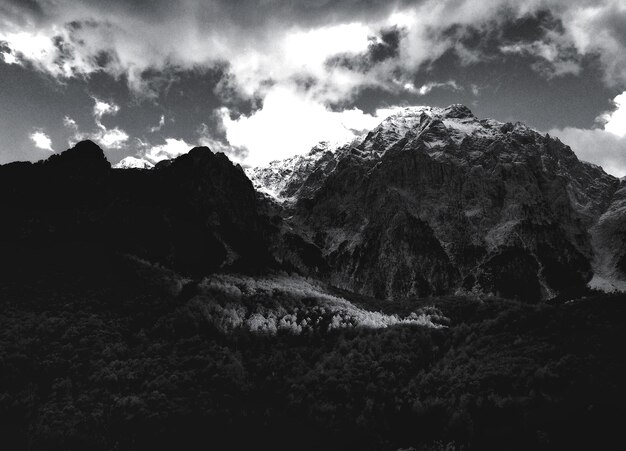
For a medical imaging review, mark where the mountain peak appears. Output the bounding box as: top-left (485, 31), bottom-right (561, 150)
top-left (114, 156), bottom-right (154, 169)
top-left (381, 104), bottom-right (474, 121)
top-left (187, 146), bottom-right (214, 158)
top-left (43, 140), bottom-right (111, 172)
top-left (442, 104), bottom-right (474, 119)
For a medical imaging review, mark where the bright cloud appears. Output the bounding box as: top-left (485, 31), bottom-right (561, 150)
top-left (404, 81), bottom-right (461, 96)
top-left (220, 85), bottom-right (402, 166)
top-left (4, 0), bottom-right (625, 97)
top-left (115, 121), bottom-right (247, 168)
top-left (29, 131), bottom-right (54, 152)
top-left (94, 99), bottom-right (120, 120)
top-left (3, 0), bottom-right (626, 168)
top-left (1, 49), bottom-right (18, 64)
top-left (63, 98), bottom-right (129, 149)
top-left (92, 98), bottom-right (128, 148)
top-left (98, 128), bottom-right (129, 149)
top-left (0, 27), bottom-right (103, 78)
top-left (599, 92), bottom-right (626, 138)
top-left (142, 138), bottom-right (192, 163)
top-left (550, 91), bottom-right (626, 177)
top-left (150, 115), bottom-right (165, 133)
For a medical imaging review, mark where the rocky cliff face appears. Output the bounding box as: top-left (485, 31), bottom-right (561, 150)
top-left (251, 105), bottom-right (623, 301)
top-left (0, 141), bottom-right (269, 276)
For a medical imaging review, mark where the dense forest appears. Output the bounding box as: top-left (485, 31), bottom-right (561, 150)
top-left (1, 243), bottom-right (624, 450)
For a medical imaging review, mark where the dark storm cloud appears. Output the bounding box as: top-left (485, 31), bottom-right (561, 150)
top-left (3, 0), bottom-right (626, 92)
top-left (437, 9), bottom-right (582, 78)
top-left (4, 0), bottom-right (414, 32)
top-left (369, 27), bottom-right (403, 62)
top-left (439, 9), bottom-right (561, 55)
top-left (126, 0), bottom-right (414, 29)
top-left (326, 26), bottom-right (404, 72)
top-left (0, 0), bottom-right (44, 22)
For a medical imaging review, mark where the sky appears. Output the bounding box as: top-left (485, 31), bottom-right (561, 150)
top-left (0, 0), bottom-right (625, 175)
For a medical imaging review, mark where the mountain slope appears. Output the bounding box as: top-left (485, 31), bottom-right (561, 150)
top-left (251, 105), bottom-right (623, 301)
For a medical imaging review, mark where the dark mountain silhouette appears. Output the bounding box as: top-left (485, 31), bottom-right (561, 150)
top-left (0, 140), bottom-right (270, 277)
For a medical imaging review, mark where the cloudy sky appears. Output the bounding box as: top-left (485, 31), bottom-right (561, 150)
top-left (0, 0), bottom-right (625, 174)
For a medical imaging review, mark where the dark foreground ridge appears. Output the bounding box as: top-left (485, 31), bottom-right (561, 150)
top-left (0, 140), bottom-right (270, 276)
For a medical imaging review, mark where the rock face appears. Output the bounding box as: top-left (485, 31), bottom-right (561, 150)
top-left (0, 141), bottom-right (269, 276)
top-left (251, 105), bottom-right (623, 301)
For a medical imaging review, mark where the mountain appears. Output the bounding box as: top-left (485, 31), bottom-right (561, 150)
top-left (0, 140), bottom-right (270, 276)
top-left (250, 105), bottom-right (624, 301)
top-left (3, 106), bottom-right (625, 303)
top-left (114, 156), bottom-right (154, 169)
top-left (246, 139), bottom-right (359, 202)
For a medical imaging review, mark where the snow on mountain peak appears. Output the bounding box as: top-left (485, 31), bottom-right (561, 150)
top-left (247, 104), bottom-right (545, 201)
top-left (114, 156), bottom-right (154, 169)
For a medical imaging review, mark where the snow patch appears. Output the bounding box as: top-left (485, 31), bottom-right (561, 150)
top-left (114, 156), bottom-right (154, 169)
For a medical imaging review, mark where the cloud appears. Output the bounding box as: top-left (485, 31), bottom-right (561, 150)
top-left (550, 91), bottom-right (626, 177)
top-left (2, 1), bottom-right (625, 107)
top-left (141, 138), bottom-right (191, 163)
top-left (149, 114), bottom-right (165, 133)
top-left (93, 98), bottom-right (119, 119)
top-left (598, 91), bottom-right (626, 138)
top-left (91, 98), bottom-right (128, 148)
top-left (97, 128), bottom-right (129, 149)
top-left (64, 97), bottom-right (129, 149)
top-left (0, 47), bottom-right (18, 64)
top-left (500, 39), bottom-right (581, 78)
top-left (3, 1), bottom-right (625, 97)
top-left (403, 80), bottom-right (461, 95)
top-left (563, 0), bottom-right (626, 87)
top-left (197, 122), bottom-right (248, 163)
top-left (219, 84), bottom-right (405, 166)
top-left (3, 1), bottom-right (626, 167)
top-left (111, 115), bottom-right (249, 167)
top-left (29, 130), bottom-right (53, 152)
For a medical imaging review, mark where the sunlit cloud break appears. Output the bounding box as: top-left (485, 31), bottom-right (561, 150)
top-left (30, 131), bottom-right (54, 152)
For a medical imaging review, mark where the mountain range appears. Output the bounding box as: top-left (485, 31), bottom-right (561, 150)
top-left (2, 104), bottom-right (625, 303)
